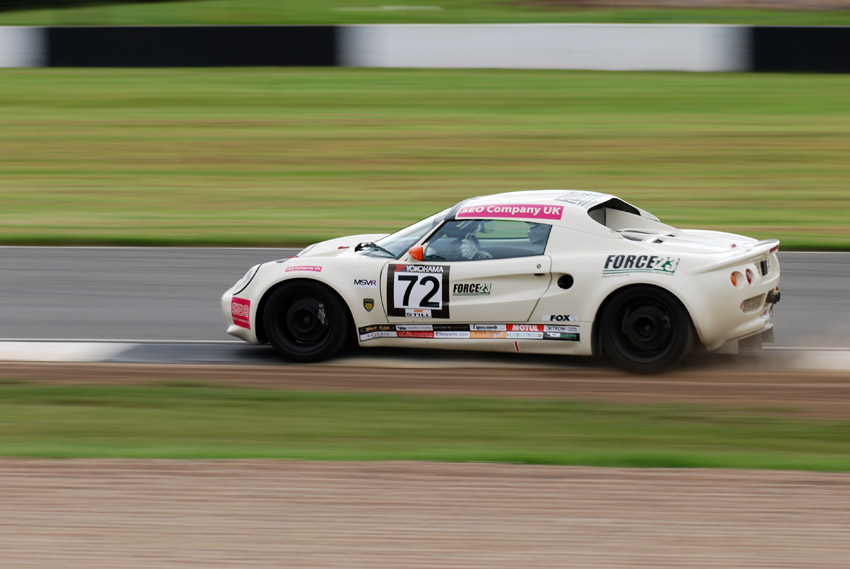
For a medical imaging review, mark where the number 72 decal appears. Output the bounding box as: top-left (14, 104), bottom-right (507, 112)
top-left (387, 264), bottom-right (451, 318)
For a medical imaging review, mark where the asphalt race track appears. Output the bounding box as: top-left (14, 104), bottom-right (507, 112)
top-left (0, 247), bottom-right (848, 367)
top-left (3, 248), bottom-right (850, 569)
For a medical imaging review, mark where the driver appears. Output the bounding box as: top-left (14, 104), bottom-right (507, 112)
top-left (460, 234), bottom-right (493, 260)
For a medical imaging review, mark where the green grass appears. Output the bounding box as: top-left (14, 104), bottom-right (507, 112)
top-left (1, 382), bottom-right (849, 471)
top-left (3, 0), bottom-right (850, 25)
top-left (1, 68), bottom-right (849, 248)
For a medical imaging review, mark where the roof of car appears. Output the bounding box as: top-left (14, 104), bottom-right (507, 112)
top-left (451, 190), bottom-right (620, 225)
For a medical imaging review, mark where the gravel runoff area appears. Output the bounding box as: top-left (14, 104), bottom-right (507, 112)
top-left (2, 362), bottom-right (850, 568)
top-left (2, 460), bottom-right (849, 569)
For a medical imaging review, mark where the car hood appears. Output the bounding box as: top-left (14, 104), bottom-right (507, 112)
top-left (295, 233), bottom-right (390, 258)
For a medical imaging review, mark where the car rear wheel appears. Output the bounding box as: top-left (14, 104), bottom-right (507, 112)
top-left (263, 281), bottom-right (349, 362)
top-left (600, 286), bottom-right (693, 374)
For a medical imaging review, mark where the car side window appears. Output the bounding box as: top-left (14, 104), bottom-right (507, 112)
top-left (424, 220), bottom-right (551, 262)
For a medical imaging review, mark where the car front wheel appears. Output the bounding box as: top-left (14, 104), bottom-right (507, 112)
top-left (263, 281), bottom-right (349, 362)
top-left (600, 286), bottom-right (693, 374)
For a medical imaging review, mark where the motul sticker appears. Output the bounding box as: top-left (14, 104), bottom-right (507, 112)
top-left (231, 297), bottom-right (251, 329)
top-left (508, 324), bottom-right (542, 332)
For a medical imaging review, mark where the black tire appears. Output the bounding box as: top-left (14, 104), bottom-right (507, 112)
top-left (263, 281), bottom-right (349, 362)
top-left (600, 286), bottom-right (694, 374)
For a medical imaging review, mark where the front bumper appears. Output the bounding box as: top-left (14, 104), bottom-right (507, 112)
top-left (221, 289), bottom-right (260, 344)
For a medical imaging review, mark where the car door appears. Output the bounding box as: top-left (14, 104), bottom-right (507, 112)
top-left (380, 219), bottom-right (553, 324)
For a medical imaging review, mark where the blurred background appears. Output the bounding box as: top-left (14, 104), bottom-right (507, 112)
top-left (0, 0), bottom-right (848, 249)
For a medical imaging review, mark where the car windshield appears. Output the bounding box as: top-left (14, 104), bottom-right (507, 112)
top-left (371, 208), bottom-right (452, 258)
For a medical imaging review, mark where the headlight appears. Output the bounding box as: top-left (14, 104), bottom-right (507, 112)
top-left (232, 264), bottom-right (261, 295)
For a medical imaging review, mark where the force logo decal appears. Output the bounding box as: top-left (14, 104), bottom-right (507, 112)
top-left (453, 283), bottom-right (492, 296)
top-left (603, 255), bottom-right (680, 276)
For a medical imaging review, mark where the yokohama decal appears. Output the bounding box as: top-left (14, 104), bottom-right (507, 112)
top-left (231, 297), bottom-right (251, 329)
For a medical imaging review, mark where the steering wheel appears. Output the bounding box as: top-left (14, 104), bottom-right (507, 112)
top-left (463, 233), bottom-right (491, 260)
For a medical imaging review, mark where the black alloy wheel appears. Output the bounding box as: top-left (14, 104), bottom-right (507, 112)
top-left (600, 286), bottom-right (694, 374)
top-left (263, 281), bottom-right (349, 362)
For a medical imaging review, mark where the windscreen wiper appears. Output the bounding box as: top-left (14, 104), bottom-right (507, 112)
top-left (354, 241), bottom-right (395, 257)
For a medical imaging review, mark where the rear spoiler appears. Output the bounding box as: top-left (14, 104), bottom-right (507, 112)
top-left (692, 239), bottom-right (779, 275)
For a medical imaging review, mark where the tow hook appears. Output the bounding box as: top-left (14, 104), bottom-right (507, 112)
top-left (766, 290), bottom-right (781, 305)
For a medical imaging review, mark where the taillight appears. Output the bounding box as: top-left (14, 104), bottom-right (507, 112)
top-left (746, 269), bottom-right (754, 284)
top-left (731, 272), bottom-right (738, 287)
top-left (769, 245), bottom-right (779, 254)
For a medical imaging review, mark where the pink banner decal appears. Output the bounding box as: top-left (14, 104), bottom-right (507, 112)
top-left (231, 297), bottom-right (251, 329)
top-left (285, 265), bottom-right (322, 273)
top-left (456, 204), bottom-right (563, 220)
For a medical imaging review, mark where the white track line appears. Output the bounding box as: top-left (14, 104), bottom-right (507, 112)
top-left (0, 340), bottom-right (848, 370)
top-left (0, 342), bottom-right (136, 363)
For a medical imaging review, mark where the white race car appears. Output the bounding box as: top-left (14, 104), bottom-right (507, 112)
top-left (222, 190), bottom-right (780, 373)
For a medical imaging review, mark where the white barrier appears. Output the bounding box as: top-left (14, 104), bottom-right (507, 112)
top-left (0, 26), bottom-right (45, 68)
top-left (340, 24), bottom-right (749, 72)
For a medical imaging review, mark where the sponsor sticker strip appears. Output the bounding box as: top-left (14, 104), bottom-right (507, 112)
top-left (358, 323), bottom-right (580, 342)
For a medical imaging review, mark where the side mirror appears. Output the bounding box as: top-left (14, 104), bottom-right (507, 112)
top-left (408, 245), bottom-right (424, 262)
